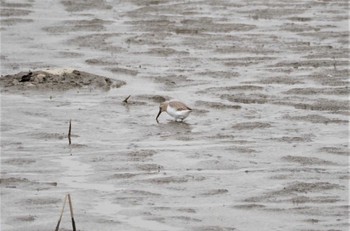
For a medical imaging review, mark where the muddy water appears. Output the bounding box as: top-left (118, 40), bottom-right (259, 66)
top-left (1, 0), bottom-right (349, 231)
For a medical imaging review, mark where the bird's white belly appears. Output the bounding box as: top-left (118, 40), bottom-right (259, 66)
top-left (166, 105), bottom-right (191, 120)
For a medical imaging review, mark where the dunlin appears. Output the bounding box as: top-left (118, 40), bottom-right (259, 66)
top-left (156, 100), bottom-right (192, 123)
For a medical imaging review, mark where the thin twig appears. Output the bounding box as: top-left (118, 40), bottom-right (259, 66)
top-left (68, 194), bottom-right (76, 231)
top-left (55, 195), bottom-right (68, 231)
top-left (123, 95), bottom-right (131, 103)
top-left (68, 120), bottom-right (72, 145)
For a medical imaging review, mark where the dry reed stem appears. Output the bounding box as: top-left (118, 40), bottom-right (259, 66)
top-left (68, 120), bottom-right (72, 145)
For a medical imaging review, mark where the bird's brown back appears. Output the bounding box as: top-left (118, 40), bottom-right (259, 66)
top-left (169, 101), bottom-right (192, 111)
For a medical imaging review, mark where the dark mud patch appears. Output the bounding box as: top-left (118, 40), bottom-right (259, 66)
top-left (109, 67), bottom-right (138, 76)
top-left (244, 76), bottom-right (304, 85)
top-left (215, 44), bottom-right (276, 55)
top-left (245, 181), bottom-right (342, 203)
top-left (85, 58), bottom-right (119, 66)
top-left (145, 47), bottom-right (190, 57)
top-left (196, 71), bottom-right (240, 79)
top-left (126, 18), bottom-right (176, 33)
top-left (179, 21), bottom-right (256, 34)
top-left (61, 0), bottom-right (112, 12)
top-left (177, 19), bottom-right (256, 33)
top-left (135, 95), bottom-right (169, 103)
top-left (288, 195), bottom-right (340, 204)
top-left (117, 189), bottom-right (161, 197)
top-left (272, 59), bottom-right (348, 69)
top-left (177, 208), bottom-right (196, 213)
top-left (0, 18), bottom-right (33, 26)
top-left (303, 218), bottom-right (320, 224)
top-left (191, 109), bottom-right (210, 117)
top-left (150, 74), bottom-right (193, 87)
top-left (192, 226), bottom-right (236, 231)
top-left (147, 176), bottom-right (189, 184)
top-left (3, 158), bottom-right (36, 166)
top-left (65, 143), bottom-right (88, 149)
top-left (0, 177), bottom-right (30, 186)
top-left (283, 114), bottom-right (348, 124)
top-left (200, 189), bottom-right (228, 196)
top-left (1, 2), bottom-right (32, 8)
top-left (222, 93), bottom-right (269, 104)
top-left (23, 197), bottom-right (61, 205)
top-left (0, 69), bottom-right (125, 91)
top-left (303, 47), bottom-right (349, 59)
top-left (195, 100), bottom-right (241, 110)
top-left (0, 8), bottom-right (31, 17)
top-left (280, 23), bottom-right (320, 33)
top-left (225, 146), bottom-right (257, 154)
top-left (14, 215), bottom-right (36, 222)
top-left (287, 17), bottom-right (312, 22)
top-left (147, 175), bottom-right (205, 184)
top-left (127, 150), bottom-right (156, 161)
top-left (281, 155), bottom-right (336, 166)
top-left (283, 87), bottom-right (349, 96)
top-left (270, 167), bottom-right (329, 177)
top-left (320, 147), bottom-right (349, 156)
top-left (222, 56), bottom-right (276, 67)
top-left (308, 69), bottom-right (349, 86)
top-left (57, 51), bottom-right (84, 58)
top-left (200, 85), bottom-right (264, 95)
top-left (0, 177), bottom-right (57, 189)
top-left (34, 132), bottom-right (66, 140)
top-left (126, 14), bottom-right (256, 34)
top-left (108, 173), bottom-right (139, 179)
top-left (137, 163), bottom-right (160, 172)
top-left (275, 98), bottom-right (349, 113)
top-left (299, 31), bottom-right (348, 43)
top-left (127, 0), bottom-right (173, 6)
top-left (272, 136), bottom-right (313, 143)
top-left (68, 33), bottom-right (124, 53)
top-left (233, 204), bottom-right (266, 210)
top-left (44, 18), bottom-right (110, 33)
top-left (292, 99), bottom-right (349, 112)
top-left (117, 95), bottom-right (163, 107)
top-left (232, 122), bottom-right (271, 130)
top-left (168, 216), bottom-right (201, 223)
top-left (195, 160), bottom-right (235, 171)
top-left (264, 205), bottom-right (349, 218)
top-left (126, 33), bottom-right (170, 46)
top-left (246, 7), bottom-right (307, 20)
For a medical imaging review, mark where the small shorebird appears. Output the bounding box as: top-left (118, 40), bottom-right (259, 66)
top-left (156, 100), bottom-right (192, 123)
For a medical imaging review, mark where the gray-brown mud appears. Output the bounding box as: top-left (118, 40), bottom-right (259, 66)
top-left (1, 0), bottom-right (349, 231)
top-left (0, 69), bottom-right (125, 91)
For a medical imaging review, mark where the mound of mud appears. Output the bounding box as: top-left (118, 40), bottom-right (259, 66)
top-left (0, 68), bottom-right (125, 91)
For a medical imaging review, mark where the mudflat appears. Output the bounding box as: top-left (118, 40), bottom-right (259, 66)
top-left (1, 0), bottom-right (349, 231)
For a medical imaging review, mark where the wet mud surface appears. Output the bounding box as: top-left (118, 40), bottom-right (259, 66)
top-left (1, 0), bottom-right (349, 231)
top-left (0, 69), bottom-right (125, 91)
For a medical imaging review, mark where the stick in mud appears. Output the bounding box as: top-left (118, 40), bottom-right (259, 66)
top-left (54, 194), bottom-right (76, 231)
top-left (123, 95), bottom-right (131, 103)
top-left (68, 194), bottom-right (76, 231)
top-left (68, 120), bottom-right (72, 145)
top-left (55, 195), bottom-right (68, 231)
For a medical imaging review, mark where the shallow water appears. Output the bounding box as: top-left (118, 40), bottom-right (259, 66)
top-left (1, 0), bottom-right (349, 231)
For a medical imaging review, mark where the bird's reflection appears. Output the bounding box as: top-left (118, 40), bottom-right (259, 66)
top-left (157, 120), bottom-right (192, 137)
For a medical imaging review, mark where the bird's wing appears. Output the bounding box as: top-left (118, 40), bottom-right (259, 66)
top-left (169, 101), bottom-right (192, 111)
